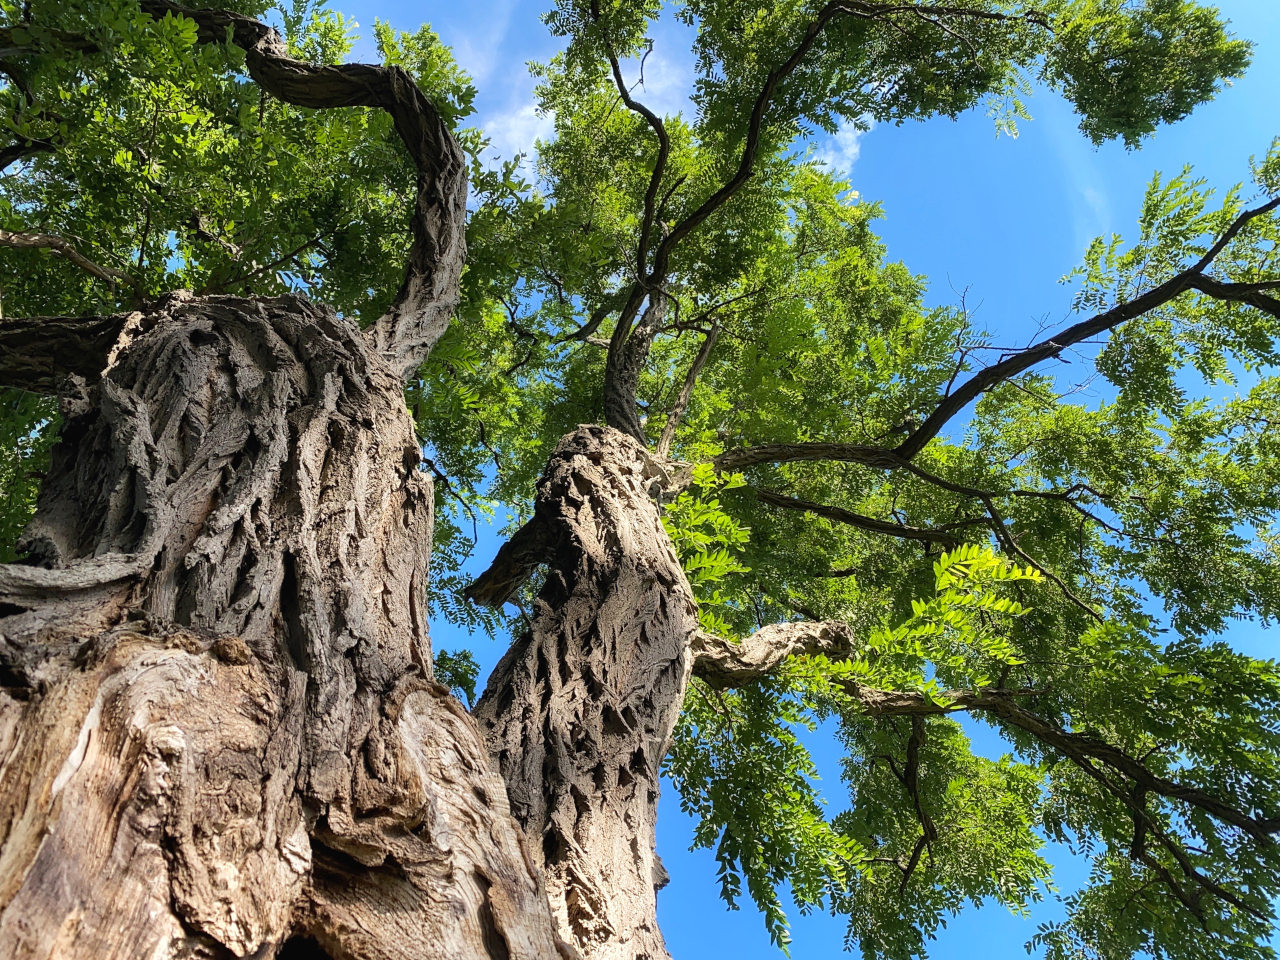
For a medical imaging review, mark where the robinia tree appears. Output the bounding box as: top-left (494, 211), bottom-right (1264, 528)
top-left (1, 1), bottom-right (1277, 958)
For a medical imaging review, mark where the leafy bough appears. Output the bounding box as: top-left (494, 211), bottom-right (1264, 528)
top-left (668, 544), bottom-right (1280, 958)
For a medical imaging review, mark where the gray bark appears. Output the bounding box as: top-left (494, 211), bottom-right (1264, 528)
top-left (467, 426), bottom-right (700, 960)
top-left (0, 294), bottom-right (567, 960)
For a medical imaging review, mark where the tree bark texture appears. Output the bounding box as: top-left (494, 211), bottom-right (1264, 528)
top-left (468, 426), bottom-right (701, 960)
top-left (0, 294), bottom-right (565, 959)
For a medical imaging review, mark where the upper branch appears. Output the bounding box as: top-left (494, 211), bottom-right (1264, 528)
top-left (714, 441), bottom-right (906, 474)
top-left (138, 0), bottom-right (467, 381)
top-left (649, 1), bottom-right (1049, 282)
top-left (894, 195), bottom-right (1280, 459)
top-left (590, 0), bottom-right (670, 275)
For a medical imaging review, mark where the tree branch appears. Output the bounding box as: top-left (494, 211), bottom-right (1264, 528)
top-left (0, 229), bottom-right (141, 295)
top-left (0, 312), bottom-right (136, 392)
top-left (755, 487), bottom-right (963, 547)
top-left (589, 0), bottom-right (670, 276)
top-left (1188, 274), bottom-right (1280, 319)
top-left (139, 0), bottom-right (467, 381)
top-left (893, 196), bottom-right (1280, 459)
top-left (713, 441), bottom-right (907, 475)
top-left (462, 517), bottom-right (554, 607)
top-left (0, 135), bottom-right (55, 171)
top-left (691, 620), bottom-right (856, 689)
top-left (656, 325), bottom-right (719, 458)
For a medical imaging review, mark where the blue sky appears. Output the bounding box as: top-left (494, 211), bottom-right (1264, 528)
top-left (338, 1), bottom-right (1280, 955)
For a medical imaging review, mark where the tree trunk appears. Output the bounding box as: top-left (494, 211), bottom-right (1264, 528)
top-left (0, 293), bottom-right (567, 960)
top-left (467, 426), bottom-right (700, 960)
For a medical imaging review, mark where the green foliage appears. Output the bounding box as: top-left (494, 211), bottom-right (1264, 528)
top-left (433, 647), bottom-right (481, 708)
top-left (0, 390), bottom-right (57, 561)
top-left (668, 549), bottom-right (1052, 955)
top-left (0, 0), bottom-right (477, 321)
top-left (663, 463), bottom-right (752, 637)
top-left (1043, 0), bottom-right (1252, 147)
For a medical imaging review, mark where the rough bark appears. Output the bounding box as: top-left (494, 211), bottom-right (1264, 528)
top-left (467, 426), bottom-right (700, 960)
top-left (603, 298), bottom-right (667, 445)
top-left (0, 294), bottom-right (565, 959)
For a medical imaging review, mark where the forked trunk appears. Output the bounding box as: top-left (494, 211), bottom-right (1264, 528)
top-left (0, 294), bottom-right (567, 960)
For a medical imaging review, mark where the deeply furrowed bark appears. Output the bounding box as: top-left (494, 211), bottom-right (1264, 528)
top-left (0, 294), bottom-right (566, 960)
top-left (467, 426), bottom-right (700, 960)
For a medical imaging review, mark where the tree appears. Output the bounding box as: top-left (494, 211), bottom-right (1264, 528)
top-left (0, 1), bottom-right (1275, 959)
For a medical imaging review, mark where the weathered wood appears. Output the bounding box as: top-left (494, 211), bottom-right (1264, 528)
top-left (0, 294), bottom-right (566, 960)
top-left (471, 426), bottom-right (700, 960)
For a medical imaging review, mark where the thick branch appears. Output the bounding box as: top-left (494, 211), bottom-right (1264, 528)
top-left (462, 517), bottom-right (553, 607)
top-left (656, 325), bottom-right (719, 458)
top-left (1188, 274), bottom-right (1280, 319)
top-left (0, 136), bottom-right (54, 171)
top-left (604, 292), bottom-right (667, 442)
top-left (714, 441), bottom-right (906, 474)
top-left (138, 0), bottom-right (467, 380)
top-left (0, 312), bottom-right (135, 391)
top-left (691, 620), bottom-right (855, 689)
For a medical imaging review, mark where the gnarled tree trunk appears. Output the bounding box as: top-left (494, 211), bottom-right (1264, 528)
top-left (466, 427), bottom-right (700, 960)
top-left (0, 293), bottom-right (568, 960)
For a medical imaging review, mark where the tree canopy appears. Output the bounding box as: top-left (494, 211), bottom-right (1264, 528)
top-left (4, 1), bottom-right (1280, 958)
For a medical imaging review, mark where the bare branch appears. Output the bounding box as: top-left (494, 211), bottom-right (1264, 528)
top-left (0, 229), bottom-right (141, 294)
top-left (714, 442), bottom-right (907, 474)
top-left (0, 135), bottom-right (54, 171)
top-left (894, 195), bottom-right (1280, 460)
top-left (462, 517), bottom-right (553, 607)
top-left (692, 620), bottom-right (856, 689)
top-left (1188, 274), bottom-right (1280, 319)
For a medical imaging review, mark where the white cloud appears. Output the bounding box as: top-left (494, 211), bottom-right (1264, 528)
top-left (813, 118), bottom-right (872, 177)
top-left (481, 100), bottom-right (555, 166)
top-left (612, 44), bottom-right (696, 122)
top-left (1043, 99), bottom-right (1113, 251)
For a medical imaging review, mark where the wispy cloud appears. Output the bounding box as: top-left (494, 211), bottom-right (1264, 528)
top-left (445, 0), bottom-right (517, 86)
top-left (611, 42), bottom-right (697, 122)
top-left (481, 100), bottom-right (555, 166)
top-left (812, 118), bottom-right (873, 177)
top-left (1043, 98), bottom-right (1112, 251)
